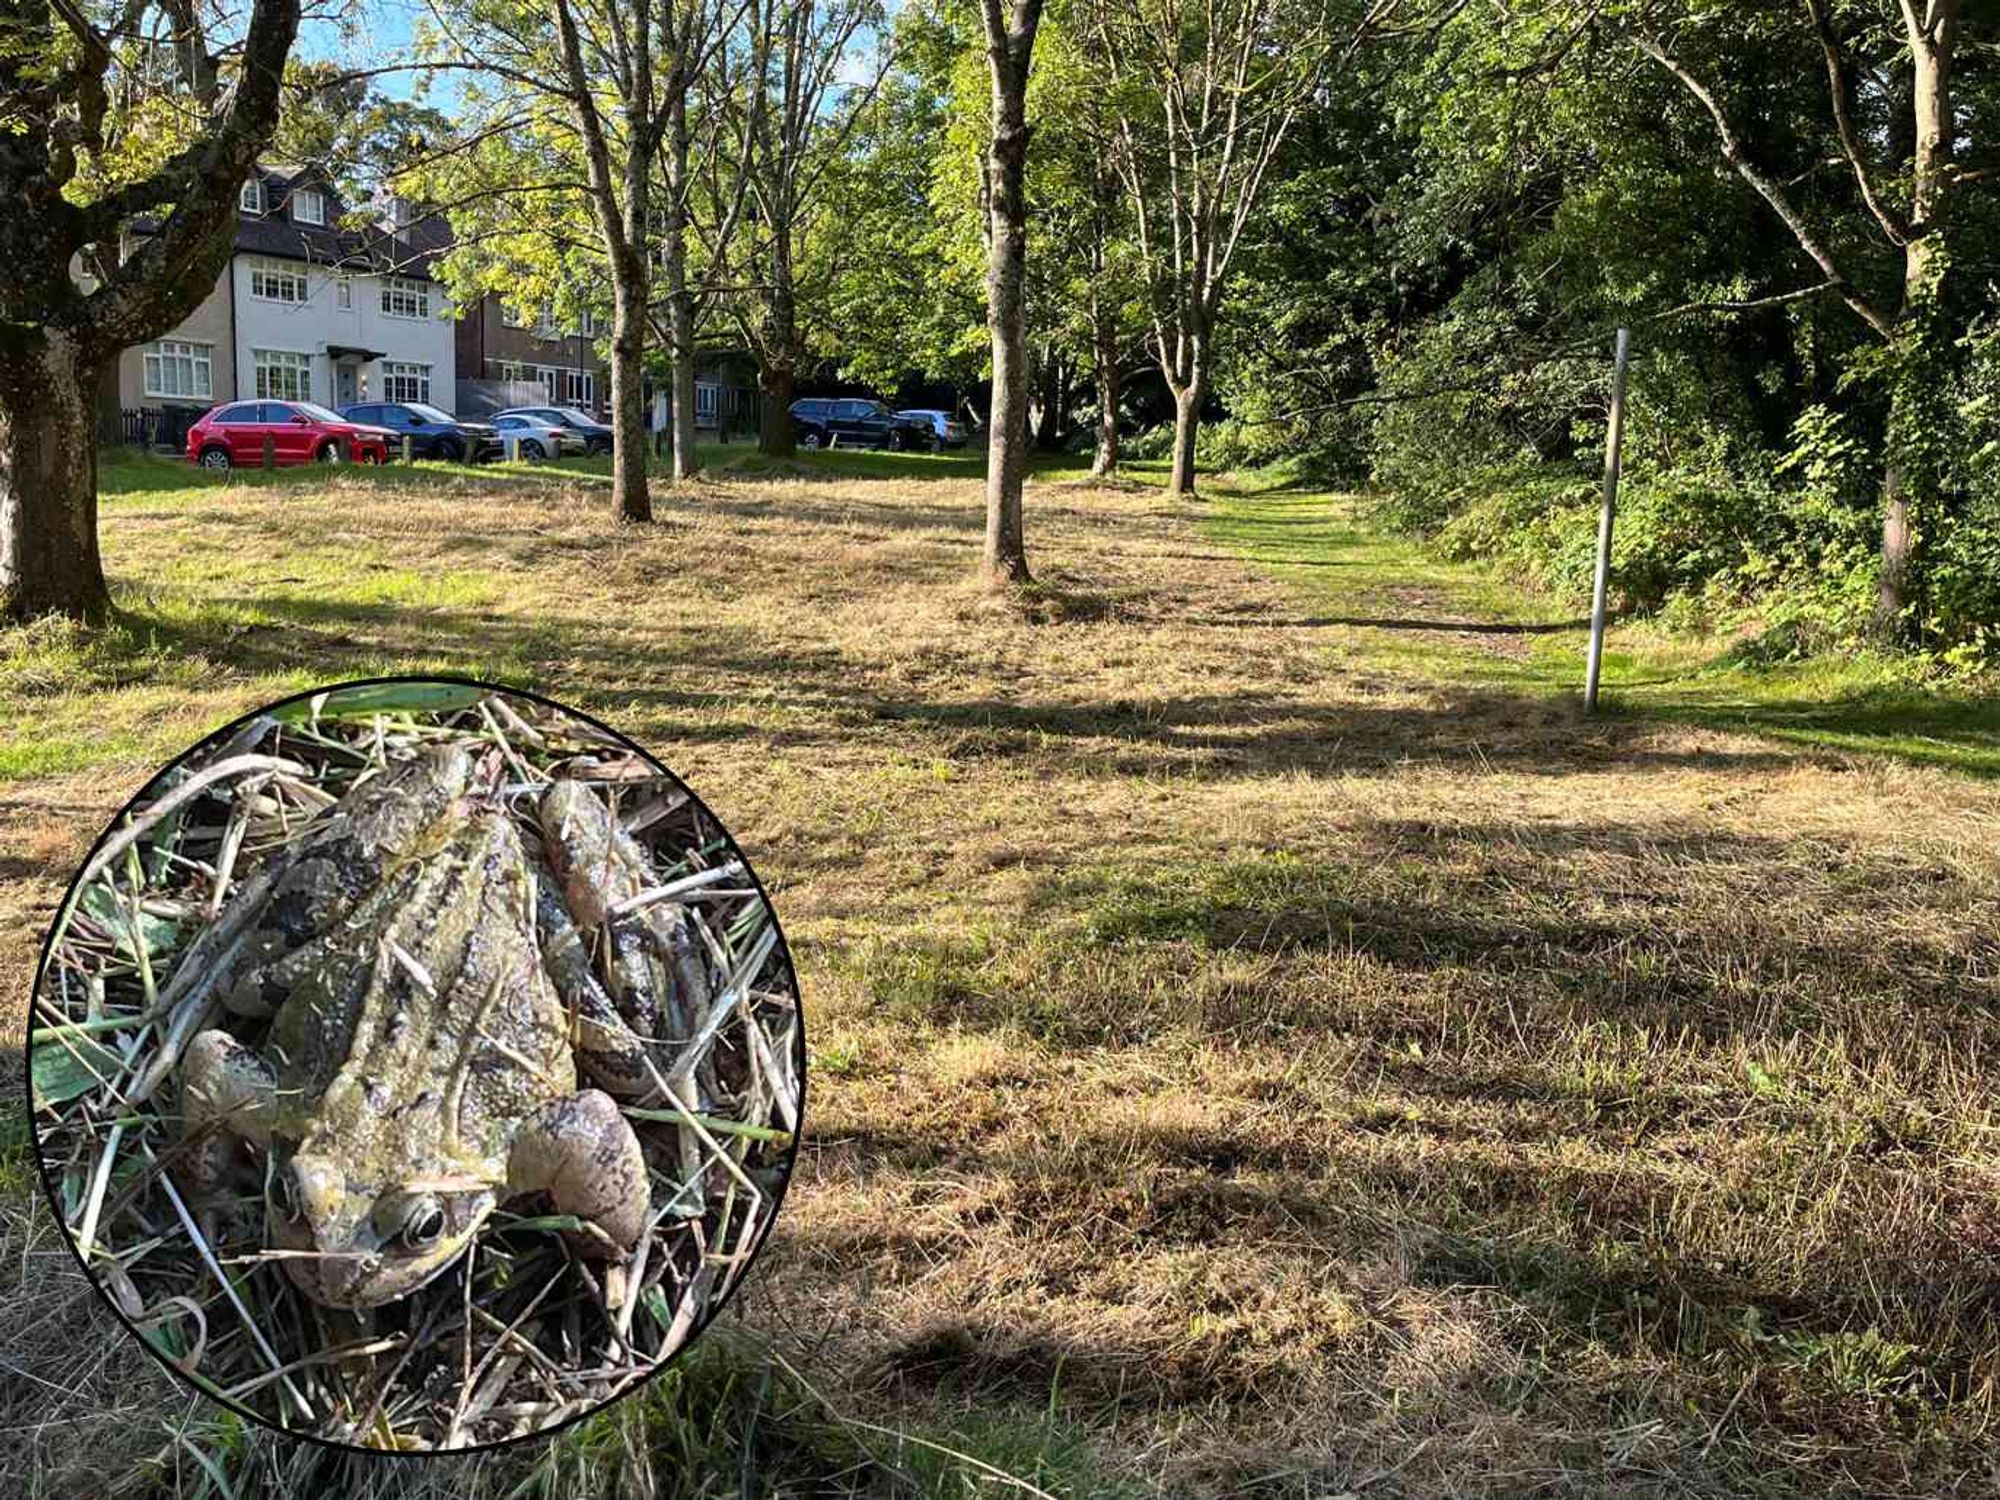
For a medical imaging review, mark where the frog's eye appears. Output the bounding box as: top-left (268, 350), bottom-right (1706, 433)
top-left (399, 1198), bottom-right (448, 1252)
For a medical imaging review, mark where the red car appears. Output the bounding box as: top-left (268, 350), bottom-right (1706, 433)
top-left (187, 400), bottom-right (396, 470)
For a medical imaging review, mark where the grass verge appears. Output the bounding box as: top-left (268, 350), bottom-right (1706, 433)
top-left (0, 453), bottom-right (1996, 1495)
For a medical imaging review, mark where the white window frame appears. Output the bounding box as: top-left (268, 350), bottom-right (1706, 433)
top-left (292, 188), bottom-right (325, 226)
top-left (379, 276), bottom-right (431, 319)
top-left (252, 349), bottom-right (312, 402)
top-left (382, 361), bottom-right (432, 404)
top-left (501, 304), bottom-right (527, 330)
top-left (240, 179), bottom-right (262, 214)
top-left (249, 258), bottom-right (308, 303)
top-left (143, 339), bottom-right (213, 401)
top-left (535, 366), bottom-right (561, 399)
top-left (564, 368), bottom-right (594, 407)
top-left (336, 275), bottom-right (352, 310)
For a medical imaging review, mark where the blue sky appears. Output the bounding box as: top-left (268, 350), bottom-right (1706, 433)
top-left (300, 1), bottom-right (448, 106)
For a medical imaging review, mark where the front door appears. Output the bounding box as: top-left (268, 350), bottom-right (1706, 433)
top-left (335, 361), bottom-right (358, 408)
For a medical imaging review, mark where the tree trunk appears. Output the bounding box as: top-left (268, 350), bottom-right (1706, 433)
top-left (1873, 0), bottom-right (1955, 634)
top-left (662, 93), bottom-right (700, 481)
top-left (979, 0), bottom-right (1042, 587)
top-left (1091, 363), bottom-right (1120, 477)
top-left (608, 257), bottom-right (653, 523)
top-left (1167, 375), bottom-right (1205, 501)
top-left (669, 298), bottom-right (700, 479)
top-left (758, 360), bottom-right (795, 456)
top-left (0, 330), bottom-right (111, 622)
top-left (757, 226), bottom-right (799, 459)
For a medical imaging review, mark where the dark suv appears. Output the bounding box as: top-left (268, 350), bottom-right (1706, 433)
top-left (339, 401), bottom-right (500, 463)
top-left (790, 398), bottom-right (933, 451)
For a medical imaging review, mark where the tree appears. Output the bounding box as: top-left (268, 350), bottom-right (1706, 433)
top-left (704, 0), bottom-right (887, 458)
top-left (420, 0), bottom-right (676, 523)
top-left (1079, 0), bottom-right (1345, 499)
top-left (271, 60), bottom-right (451, 200)
top-left (977, 0), bottom-right (1044, 583)
top-left (650, 0), bottom-right (747, 480)
top-left (0, 0), bottom-right (302, 621)
top-left (1610, 0), bottom-right (1964, 634)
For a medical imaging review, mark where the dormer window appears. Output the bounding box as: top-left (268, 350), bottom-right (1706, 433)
top-left (240, 179), bottom-right (262, 214)
top-left (292, 188), bottom-right (325, 226)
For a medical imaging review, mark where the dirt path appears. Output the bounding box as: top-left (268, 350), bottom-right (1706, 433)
top-left (4, 464), bottom-right (1998, 1495)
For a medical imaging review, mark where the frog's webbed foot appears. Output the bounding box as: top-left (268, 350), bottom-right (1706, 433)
top-left (505, 1089), bottom-right (650, 1257)
top-left (178, 1029), bottom-right (279, 1227)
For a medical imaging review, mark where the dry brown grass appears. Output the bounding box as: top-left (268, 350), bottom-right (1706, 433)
top-left (3, 456), bottom-right (1999, 1495)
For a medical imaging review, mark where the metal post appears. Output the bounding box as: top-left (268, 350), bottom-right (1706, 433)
top-left (401, 434), bottom-right (414, 464)
top-left (1584, 327), bottom-right (1631, 714)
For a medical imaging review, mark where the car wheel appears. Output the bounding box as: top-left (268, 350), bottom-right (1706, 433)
top-left (588, 439), bottom-right (611, 457)
top-left (887, 430), bottom-right (907, 452)
top-left (928, 432), bottom-right (945, 454)
top-left (433, 439), bottom-right (463, 464)
top-left (316, 440), bottom-right (342, 464)
top-left (197, 446), bottom-right (232, 471)
top-left (800, 430), bottom-right (823, 451)
top-left (522, 439), bottom-right (546, 460)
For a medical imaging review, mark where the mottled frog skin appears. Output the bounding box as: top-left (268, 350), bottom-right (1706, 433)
top-left (178, 747), bottom-right (677, 1309)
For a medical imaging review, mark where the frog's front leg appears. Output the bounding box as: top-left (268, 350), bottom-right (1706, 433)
top-left (505, 1089), bottom-right (650, 1257)
top-left (178, 1029), bottom-right (280, 1215)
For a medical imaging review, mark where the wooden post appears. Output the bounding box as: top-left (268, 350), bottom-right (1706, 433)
top-left (1584, 328), bottom-right (1632, 714)
top-left (401, 434), bottom-right (414, 464)
top-left (261, 432), bottom-right (275, 469)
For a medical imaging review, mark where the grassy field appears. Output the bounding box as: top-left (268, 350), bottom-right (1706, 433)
top-left (4, 449), bottom-right (1998, 1495)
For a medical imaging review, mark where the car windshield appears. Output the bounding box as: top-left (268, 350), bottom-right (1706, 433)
top-left (549, 407), bottom-right (595, 426)
top-left (293, 402), bottom-right (344, 424)
top-left (405, 402), bottom-right (457, 424)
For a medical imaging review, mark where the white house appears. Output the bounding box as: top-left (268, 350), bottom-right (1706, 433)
top-left (116, 166), bottom-right (456, 421)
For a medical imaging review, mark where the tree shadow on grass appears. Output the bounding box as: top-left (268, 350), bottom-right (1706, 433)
top-left (1639, 690), bottom-right (2000, 778)
top-left (1188, 613), bottom-right (1592, 634)
top-left (118, 577), bottom-right (1841, 789)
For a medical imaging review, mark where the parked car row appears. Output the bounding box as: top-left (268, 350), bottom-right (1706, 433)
top-left (788, 398), bottom-right (969, 453)
top-left (184, 399), bottom-right (616, 469)
top-left (184, 394), bottom-right (965, 470)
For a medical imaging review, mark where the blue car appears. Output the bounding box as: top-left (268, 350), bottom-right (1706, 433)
top-left (338, 401), bottom-right (500, 462)
top-left (894, 408), bottom-right (969, 451)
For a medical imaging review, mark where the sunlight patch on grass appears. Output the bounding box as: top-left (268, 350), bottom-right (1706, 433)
top-left (1203, 485), bottom-right (2000, 775)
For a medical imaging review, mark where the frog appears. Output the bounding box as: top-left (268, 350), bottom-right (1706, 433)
top-left (175, 744), bottom-right (691, 1310)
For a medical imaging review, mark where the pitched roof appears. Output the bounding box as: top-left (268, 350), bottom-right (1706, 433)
top-left (233, 164), bottom-right (449, 279)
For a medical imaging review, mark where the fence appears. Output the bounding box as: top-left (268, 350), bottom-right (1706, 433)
top-left (101, 405), bottom-right (205, 452)
top-left (454, 379), bottom-right (550, 420)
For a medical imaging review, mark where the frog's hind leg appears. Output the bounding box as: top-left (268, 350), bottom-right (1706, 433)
top-left (506, 1088), bottom-right (650, 1257)
top-left (539, 885), bottom-right (670, 1103)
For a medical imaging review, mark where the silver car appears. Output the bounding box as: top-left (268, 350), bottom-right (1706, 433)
top-left (490, 412), bottom-right (570, 460)
top-left (894, 408), bottom-right (969, 451)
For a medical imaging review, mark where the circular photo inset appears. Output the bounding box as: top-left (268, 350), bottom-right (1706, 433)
top-left (27, 678), bottom-right (803, 1451)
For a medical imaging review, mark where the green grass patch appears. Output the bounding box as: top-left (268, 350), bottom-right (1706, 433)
top-left (1203, 485), bottom-right (2000, 775)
